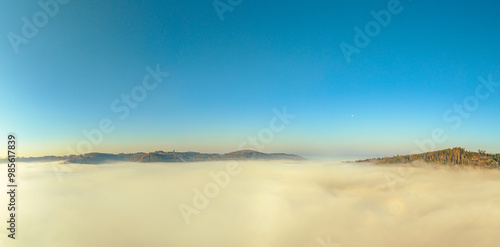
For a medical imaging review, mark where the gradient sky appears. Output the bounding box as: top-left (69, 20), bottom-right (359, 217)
top-left (1, 0), bottom-right (499, 158)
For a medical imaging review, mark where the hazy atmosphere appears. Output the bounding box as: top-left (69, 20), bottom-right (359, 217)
top-left (1, 161), bottom-right (499, 247)
top-left (2, 0), bottom-right (499, 246)
top-left (1, 0), bottom-right (500, 157)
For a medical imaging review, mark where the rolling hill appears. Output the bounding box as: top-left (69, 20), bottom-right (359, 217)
top-left (356, 147), bottom-right (500, 168)
top-left (9, 150), bottom-right (305, 164)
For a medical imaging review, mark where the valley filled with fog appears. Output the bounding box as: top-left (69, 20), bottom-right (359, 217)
top-left (1, 160), bottom-right (499, 247)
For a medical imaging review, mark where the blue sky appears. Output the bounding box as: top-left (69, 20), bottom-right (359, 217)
top-left (1, 0), bottom-right (499, 158)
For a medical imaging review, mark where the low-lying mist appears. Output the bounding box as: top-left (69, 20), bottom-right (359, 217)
top-left (1, 160), bottom-right (499, 247)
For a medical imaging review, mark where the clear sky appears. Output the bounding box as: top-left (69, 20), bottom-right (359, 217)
top-left (1, 0), bottom-right (499, 158)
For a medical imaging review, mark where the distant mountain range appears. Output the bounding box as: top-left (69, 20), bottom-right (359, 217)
top-left (356, 147), bottom-right (500, 168)
top-left (7, 150), bottom-right (305, 164)
top-left (6, 148), bottom-right (499, 167)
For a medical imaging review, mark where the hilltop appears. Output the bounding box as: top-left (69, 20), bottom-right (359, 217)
top-left (356, 147), bottom-right (500, 168)
top-left (8, 150), bottom-right (305, 164)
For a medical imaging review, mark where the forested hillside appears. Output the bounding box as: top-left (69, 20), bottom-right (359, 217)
top-left (357, 148), bottom-right (500, 168)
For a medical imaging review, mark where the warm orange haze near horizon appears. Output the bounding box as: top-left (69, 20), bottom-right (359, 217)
top-left (1, 0), bottom-right (500, 246)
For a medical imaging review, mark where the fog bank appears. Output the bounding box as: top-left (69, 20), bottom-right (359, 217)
top-left (1, 161), bottom-right (499, 247)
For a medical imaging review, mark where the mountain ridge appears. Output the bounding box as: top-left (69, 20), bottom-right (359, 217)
top-left (5, 150), bottom-right (305, 164)
top-left (355, 147), bottom-right (500, 168)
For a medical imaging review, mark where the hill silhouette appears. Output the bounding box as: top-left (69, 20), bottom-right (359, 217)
top-left (10, 150), bottom-right (304, 164)
top-left (357, 147), bottom-right (500, 168)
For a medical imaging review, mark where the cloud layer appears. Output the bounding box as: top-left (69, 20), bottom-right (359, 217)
top-left (1, 161), bottom-right (499, 247)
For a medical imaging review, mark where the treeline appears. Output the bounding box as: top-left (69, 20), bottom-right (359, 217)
top-left (14, 150), bottom-right (304, 164)
top-left (358, 147), bottom-right (500, 168)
